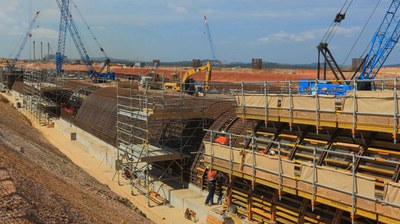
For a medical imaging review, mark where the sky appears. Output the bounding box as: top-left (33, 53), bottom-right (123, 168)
top-left (0, 0), bottom-right (398, 65)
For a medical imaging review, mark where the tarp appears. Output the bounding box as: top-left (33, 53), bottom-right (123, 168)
top-left (342, 90), bottom-right (400, 114)
top-left (300, 164), bottom-right (375, 199)
top-left (281, 94), bottom-right (336, 111)
top-left (253, 153), bottom-right (295, 176)
top-left (377, 182), bottom-right (400, 219)
top-left (204, 141), bottom-right (296, 182)
top-left (384, 181), bottom-right (400, 205)
top-left (235, 94), bottom-right (280, 108)
top-left (236, 94), bottom-right (336, 116)
top-left (204, 142), bottom-right (243, 164)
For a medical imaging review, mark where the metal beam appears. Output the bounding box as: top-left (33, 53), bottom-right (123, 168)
top-left (288, 126), bottom-right (311, 160)
top-left (354, 132), bottom-right (375, 171)
top-left (266, 123), bottom-right (285, 150)
top-left (317, 129), bottom-right (341, 166)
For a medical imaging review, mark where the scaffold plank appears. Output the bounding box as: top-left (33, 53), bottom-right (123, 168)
top-left (121, 143), bottom-right (189, 163)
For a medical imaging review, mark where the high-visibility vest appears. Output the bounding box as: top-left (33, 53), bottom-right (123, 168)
top-left (215, 136), bottom-right (228, 145)
top-left (207, 169), bottom-right (217, 181)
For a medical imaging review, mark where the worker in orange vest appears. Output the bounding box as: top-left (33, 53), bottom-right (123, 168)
top-left (205, 168), bottom-right (217, 205)
top-left (214, 135), bottom-right (228, 145)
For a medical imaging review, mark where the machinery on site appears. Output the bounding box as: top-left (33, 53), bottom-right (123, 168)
top-left (164, 61), bottom-right (212, 96)
top-left (139, 70), bottom-right (164, 89)
top-left (204, 16), bottom-right (222, 67)
top-left (1, 11), bottom-right (40, 90)
top-left (56, 0), bottom-right (115, 82)
top-left (5, 11), bottom-right (40, 71)
top-left (300, 0), bottom-right (400, 95)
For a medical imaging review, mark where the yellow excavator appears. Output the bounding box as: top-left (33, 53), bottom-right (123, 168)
top-left (164, 61), bottom-right (211, 96)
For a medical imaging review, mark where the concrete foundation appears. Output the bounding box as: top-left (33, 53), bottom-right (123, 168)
top-left (55, 118), bottom-right (117, 169)
top-left (53, 118), bottom-right (217, 223)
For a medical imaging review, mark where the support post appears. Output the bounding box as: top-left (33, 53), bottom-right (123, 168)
top-left (264, 81), bottom-right (269, 127)
top-left (312, 146), bottom-right (317, 211)
top-left (394, 78), bottom-right (398, 144)
top-left (278, 142), bottom-right (282, 201)
top-left (289, 81), bottom-right (293, 131)
top-left (351, 153), bottom-right (356, 224)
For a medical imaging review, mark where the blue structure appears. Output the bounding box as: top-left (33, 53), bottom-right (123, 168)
top-left (56, 0), bottom-right (69, 76)
top-left (298, 79), bottom-right (352, 96)
top-left (303, 0), bottom-right (400, 95)
top-left (358, 0), bottom-right (400, 80)
top-left (56, 0), bottom-right (115, 81)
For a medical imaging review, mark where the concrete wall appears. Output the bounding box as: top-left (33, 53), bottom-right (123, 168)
top-left (55, 118), bottom-right (118, 169)
top-left (55, 118), bottom-right (213, 223)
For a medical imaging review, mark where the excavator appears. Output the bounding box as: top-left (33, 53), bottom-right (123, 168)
top-left (164, 61), bottom-right (212, 96)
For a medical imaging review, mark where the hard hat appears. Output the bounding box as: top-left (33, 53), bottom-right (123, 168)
top-left (269, 150), bottom-right (276, 155)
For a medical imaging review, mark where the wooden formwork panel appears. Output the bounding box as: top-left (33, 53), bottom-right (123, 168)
top-left (204, 142), bottom-right (400, 223)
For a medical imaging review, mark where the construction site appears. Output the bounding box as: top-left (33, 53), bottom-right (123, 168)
top-left (3, 1), bottom-right (400, 224)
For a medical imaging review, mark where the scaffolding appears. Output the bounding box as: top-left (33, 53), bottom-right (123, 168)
top-left (188, 79), bottom-right (400, 223)
top-left (203, 129), bottom-right (400, 223)
top-left (115, 81), bottom-right (233, 205)
top-left (235, 78), bottom-right (400, 142)
top-left (0, 69), bottom-right (24, 92)
top-left (21, 70), bottom-right (68, 125)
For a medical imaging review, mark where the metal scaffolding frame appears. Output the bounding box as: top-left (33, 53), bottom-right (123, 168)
top-left (0, 69), bottom-right (24, 92)
top-left (235, 78), bottom-right (400, 142)
top-left (22, 70), bottom-right (65, 125)
top-left (23, 70), bottom-right (47, 124)
top-left (115, 81), bottom-right (223, 205)
top-left (203, 129), bottom-right (400, 224)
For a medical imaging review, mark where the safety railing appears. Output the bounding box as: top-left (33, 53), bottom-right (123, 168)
top-left (203, 129), bottom-right (400, 223)
top-left (231, 78), bottom-right (400, 142)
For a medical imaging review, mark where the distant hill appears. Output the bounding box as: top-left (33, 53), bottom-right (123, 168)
top-left (385, 64), bottom-right (400, 68)
top-left (65, 57), bottom-right (319, 69)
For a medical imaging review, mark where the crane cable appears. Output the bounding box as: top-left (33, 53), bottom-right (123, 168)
top-left (341, 0), bottom-right (382, 72)
top-left (71, 0), bottom-right (109, 59)
top-left (321, 0), bottom-right (354, 44)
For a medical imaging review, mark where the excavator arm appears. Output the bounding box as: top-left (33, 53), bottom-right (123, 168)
top-left (182, 61), bottom-right (212, 94)
top-left (164, 61), bottom-right (212, 95)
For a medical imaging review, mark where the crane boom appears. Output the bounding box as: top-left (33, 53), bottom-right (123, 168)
top-left (71, 0), bottom-right (109, 60)
top-left (358, 0), bottom-right (400, 80)
top-left (68, 14), bottom-right (97, 77)
top-left (56, 0), bottom-right (70, 75)
top-left (11, 11), bottom-right (40, 69)
top-left (55, 0), bottom-right (114, 81)
top-left (204, 16), bottom-right (217, 64)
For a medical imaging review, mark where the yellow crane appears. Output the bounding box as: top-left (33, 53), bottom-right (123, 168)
top-left (164, 61), bottom-right (212, 96)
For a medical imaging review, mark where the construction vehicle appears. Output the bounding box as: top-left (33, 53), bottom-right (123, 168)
top-left (139, 70), bottom-right (163, 89)
top-left (300, 0), bottom-right (400, 95)
top-left (204, 16), bottom-right (222, 67)
top-left (1, 11), bottom-right (40, 90)
top-left (6, 11), bottom-right (40, 71)
top-left (164, 61), bottom-right (212, 96)
top-left (55, 0), bottom-right (115, 82)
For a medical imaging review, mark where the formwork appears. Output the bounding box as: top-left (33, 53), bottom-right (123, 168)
top-left (115, 81), bottom-right (235, 205)
top-left (22, 70), bottom-right (55, 125)
top-left (0, 69), bottom-right (24, 91)
top-left (194, 79), bottom-right (400, 223)
top-left (8, 69), bottom-right (98, 126)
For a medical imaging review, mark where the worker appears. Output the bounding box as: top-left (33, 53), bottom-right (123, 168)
top-left (216, 173), bottom-right (226, 205)
top-left (205, 168), bottom-right (217, 206)
top-left (214, 135), bottom-right (228, 145)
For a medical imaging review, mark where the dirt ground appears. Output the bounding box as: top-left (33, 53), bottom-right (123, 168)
top-left (15, 61), bottom-right (400, 82)
top-left (0, 95), bottom-right (152, 223)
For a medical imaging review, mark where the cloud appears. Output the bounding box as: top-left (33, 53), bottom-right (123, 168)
top-left (32, 27), bottom-right (58, 39)
top-left (167, 3), bottom-right (187, 14)
top-left (258, 30), bottom-right (320, 43)
top-left (259, 26), bottom-right (361, 43)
